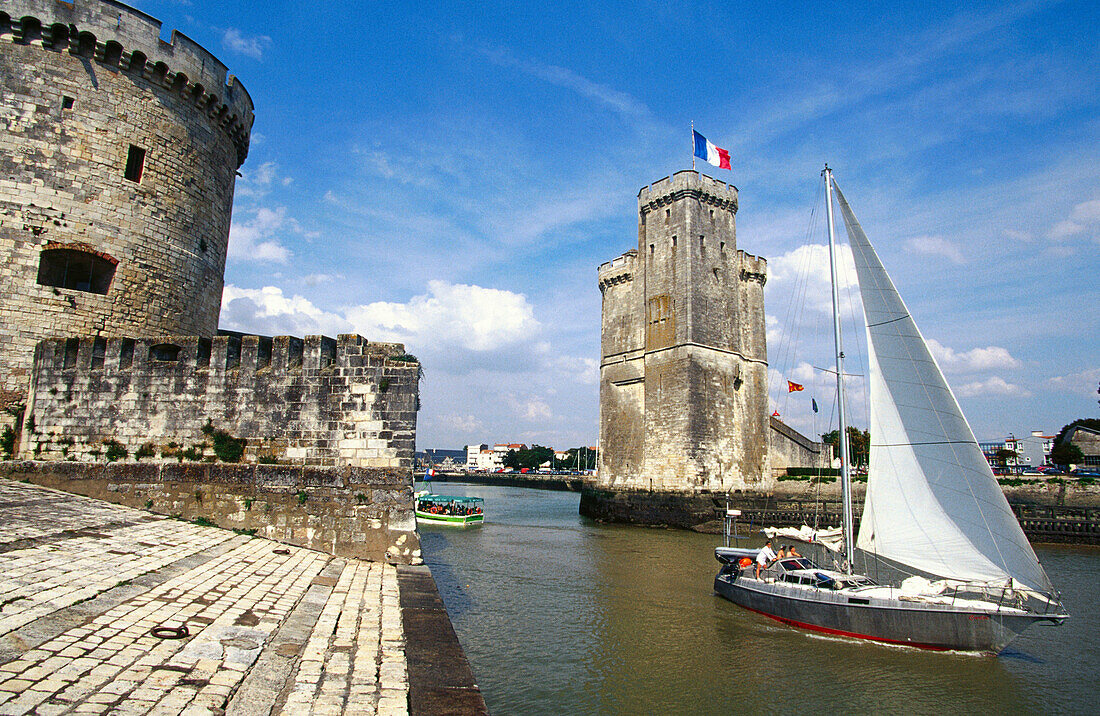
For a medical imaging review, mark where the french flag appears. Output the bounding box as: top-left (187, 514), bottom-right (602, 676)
top-left (693, 130), bottom-right (731, 170)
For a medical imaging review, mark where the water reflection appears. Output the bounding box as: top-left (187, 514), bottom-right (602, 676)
top-left (419, 483), bottom-right (1096, 715)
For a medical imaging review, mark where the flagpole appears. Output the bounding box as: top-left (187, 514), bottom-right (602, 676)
top-left (691, 120), bottom-right (696, 170)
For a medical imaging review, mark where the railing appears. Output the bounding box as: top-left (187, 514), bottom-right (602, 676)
top-left (716, 498), bottom-right (1100, 545)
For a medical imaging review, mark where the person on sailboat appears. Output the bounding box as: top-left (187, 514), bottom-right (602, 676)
top-left (787, 545), bottom-right (802, 558)
top-left (755, 540), bottom-right (777, 579)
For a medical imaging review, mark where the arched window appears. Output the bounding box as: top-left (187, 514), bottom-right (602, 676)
top-left (76, 31), bottom-right (96, 58)
top-left (103, 41), bottom-right (123, 67)
top-left (47, 23), bottom-right (68, 51)
top-left (36, 245), bottom-right (117, 294)
top-left (149, 343), bottom-right (181, 362)
top-left (17, 16), bottom-right (41, 45)
top-left (127, 50), bottom-right (146, 76)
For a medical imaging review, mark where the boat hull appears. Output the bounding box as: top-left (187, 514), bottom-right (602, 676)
top-left (715, 573), bottom-right (1060, 653)
top-left (415, 510), bottom-right (484, 526)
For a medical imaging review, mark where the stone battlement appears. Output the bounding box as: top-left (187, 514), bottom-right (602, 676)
top-left (0, 0), bottom-right (252, 164)
top-left (22, 333), bottom-right (420, 469)
top-left (33, 332), bottom-right (409, 378)
top-left (637, 170), bottom-right (738, 215)
top-left (597, 249), bottom-right (636, 291)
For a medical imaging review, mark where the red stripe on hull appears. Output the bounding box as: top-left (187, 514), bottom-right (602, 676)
top-left (739, 603), bottom-right (955, 652)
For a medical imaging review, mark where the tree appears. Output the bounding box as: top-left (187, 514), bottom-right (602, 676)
top-left (503, 449), bottom-right (519, 469)
top-left (820, 427), bottom-right (870, 468)
top-left (1050, 442), bottom-right (1083, 471)
top-left (994, 448), bottom-right (1017, 469)
top-left (554, 446), bottom-right (598, 471)
top-left (1053, 418), bottom-right (1100, 447)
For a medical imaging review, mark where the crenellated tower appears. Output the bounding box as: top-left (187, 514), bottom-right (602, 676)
top-left (0, 0), bottom-right (253, 410)
top-left (594, 171), bottom-right (771, 496)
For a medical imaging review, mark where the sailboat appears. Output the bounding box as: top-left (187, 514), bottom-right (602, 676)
top-left (713, 166), bottom-right (1068, 653)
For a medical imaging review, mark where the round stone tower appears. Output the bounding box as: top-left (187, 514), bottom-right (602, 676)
top-left (0, 0), bottom-right (252, 409)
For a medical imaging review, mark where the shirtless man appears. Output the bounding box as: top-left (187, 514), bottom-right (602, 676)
top-left (755, 540), bottom-right (778, 579)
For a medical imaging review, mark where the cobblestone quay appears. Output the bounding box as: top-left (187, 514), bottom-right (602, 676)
top-left (0, 480), bottom-right (485, 715)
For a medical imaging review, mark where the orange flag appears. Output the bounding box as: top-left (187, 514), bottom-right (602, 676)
top-left (787, 380), bottom-right (804, 393)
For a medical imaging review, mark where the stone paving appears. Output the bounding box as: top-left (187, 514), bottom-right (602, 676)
top-left (0, 480), bottom-right (409, 715)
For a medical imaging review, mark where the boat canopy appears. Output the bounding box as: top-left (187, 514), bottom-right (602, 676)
top-left (416, 494), bottom-right (484, 505)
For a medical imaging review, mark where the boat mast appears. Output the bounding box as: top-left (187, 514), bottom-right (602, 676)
top-left (823, 165), bottom-right (856, 573)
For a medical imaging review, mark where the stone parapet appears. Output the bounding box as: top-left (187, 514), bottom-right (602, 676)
top-left (637, 170), bottom-right (738, 217)
top-left (0, 459), bottom-right (421, 562)
top-left (1, 1), bottom-right (253, 162)
top-left (20, 333), bottom-right (420, 468)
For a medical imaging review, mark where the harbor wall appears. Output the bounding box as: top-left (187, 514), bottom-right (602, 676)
top-left (0, 460), bottom-right (421, 562)
top-left (580, 480), bottom-right (1100, 544)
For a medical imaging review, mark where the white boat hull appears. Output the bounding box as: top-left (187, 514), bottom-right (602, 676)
top-left (714, 571), bottom-right (1064, 653)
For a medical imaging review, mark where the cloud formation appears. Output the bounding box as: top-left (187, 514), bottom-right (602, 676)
top-left (222, 28), bottom-right (272, 60)
top-left (955, 376), bottom-right (1030, 398)
top-left (905, 235), bottom-right (966, 264)
top-left (926, 339), bottom-right (1021, 373)
top-left (227, 207), bottom-right (293, 264)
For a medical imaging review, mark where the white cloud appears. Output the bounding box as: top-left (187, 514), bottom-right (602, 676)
top-left (301, 273), bottom-right (342, 287)
top-left (235, 161), bottom-right (281, 199)
top-left (220, 285), bottom-right (351, 337)
top-left (222, 28), bottom-right (272, 60)
top-left (227, 207), bottom-right (293, 263)
top-left (344, 280), bottom-right (539, 352)
top-left (476, 45), bottom-right (651, 123)
top-left (508, 395), bottom-right (552, 421)
top-left (955, 376), bottom-right (1030, 398)
top-left (764, 243), bottom-right (860, 317)
top-left (545, 354), bottom-right (599, 385)
top-left (440, 414), bottom-right (484, 434)
top-left (904, 235), bottom-right (966, 264)
top-left (1048, 196), bottom-right (1100, 241)
top-left (220, 280), bottom-right (538, 354)
top-left (1047, 367), bottom-right (1100, 397)
top-left (926, 339), bottom-right (1021, 373)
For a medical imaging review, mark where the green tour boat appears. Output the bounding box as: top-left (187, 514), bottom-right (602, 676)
top-left (414, 490), bottom-right (485, 526)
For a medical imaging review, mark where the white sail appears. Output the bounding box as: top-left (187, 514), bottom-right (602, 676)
top-left (832, 183), bottom-right (1053, 594)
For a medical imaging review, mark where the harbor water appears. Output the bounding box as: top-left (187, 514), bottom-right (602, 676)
top-left (418, 483), bottom-right (1098, 715)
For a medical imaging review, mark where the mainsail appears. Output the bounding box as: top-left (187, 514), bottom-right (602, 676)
top-left (832, 183), bottom-right (1053, 594)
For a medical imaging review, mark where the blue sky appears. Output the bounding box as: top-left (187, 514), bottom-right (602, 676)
top-left (146, 0), bottom-right (1098, 450)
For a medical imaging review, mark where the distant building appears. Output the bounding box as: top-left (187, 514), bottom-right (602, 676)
top-left (1008, 432), bottom-right (1054, 468)
top-left (1065, 425), bottom-right (1100, 467)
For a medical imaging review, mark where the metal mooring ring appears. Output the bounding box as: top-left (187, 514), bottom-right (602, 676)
top-left (150, 625), bottom-right (190, 640)
top-left (273, 548), bottom-right (291, 555)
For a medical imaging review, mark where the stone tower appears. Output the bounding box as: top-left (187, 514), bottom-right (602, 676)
top-left (0, 1), bottom-right (252, 410)
top-left (594, 171), bottom-right (770, 494)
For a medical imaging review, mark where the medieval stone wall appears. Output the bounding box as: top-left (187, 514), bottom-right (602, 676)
top-left (768, 416), bottom-right (832, 474)
top-left (0, 1), bottom-right (252, 407)
top-left (20, 333), bottom-right (419, 468)
top-left (1, 460), bottom-right (421, 563)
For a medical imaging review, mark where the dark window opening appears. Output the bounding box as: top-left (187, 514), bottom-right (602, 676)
top-left (119, 339), bottom-right (135, 369)
top-left (17, 16), bottom-right (42, 45)
top-left (672, 235), bottom-right (677, 248)
top-left (62, 95), bottom-right (74, 110)
top-left (257, 337), bottom-right (273, 369)
top-left (149, 343), bottom-right (181, 362)
top-left (63, 338), bottom-right (80, 369)
top-left (320, 337), bottom-right (337, 369)
top-left (48, 23), bottom-right (69, 51)
top-left (90, 337), bottom-right (107, 369)
top-left (76, 32), bottom-right (96, 58)
top-left (287, 337), bottom-right (304, 368)
top-left (196, 338), bottom-right (212, 368)
top-left (127, 51), bottom-right (147, 76)
top-left (37, 248), bottom-right (115, 294)
top-left (124, 145), bottom-right (145, 182)
top-left (103, 41), bottom-right (122, 67)
top-left (226, 336), bottom-right (242, 370)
